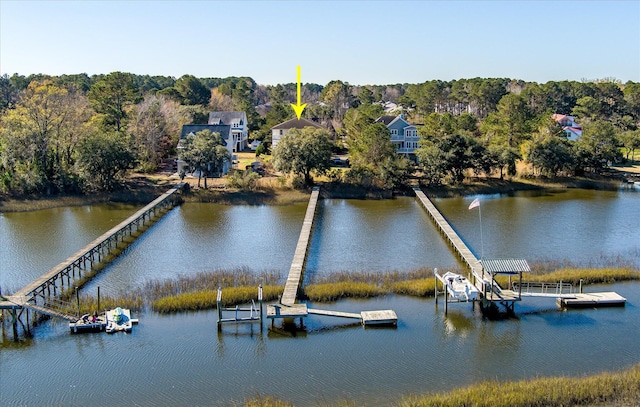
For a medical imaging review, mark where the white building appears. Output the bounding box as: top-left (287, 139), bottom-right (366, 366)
top-left (208, 111), bottom-right (249, 152)
top-left (271, 118), bottom-right (323, 149)
top-left (552, 114), bottom-right (583, 141)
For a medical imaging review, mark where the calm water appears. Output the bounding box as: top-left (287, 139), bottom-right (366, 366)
top-left (1, 188), bottom-right (640, 406)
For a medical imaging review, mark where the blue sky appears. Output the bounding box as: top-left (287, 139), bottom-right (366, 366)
top-left (1, 1), bottom-right (639, 86)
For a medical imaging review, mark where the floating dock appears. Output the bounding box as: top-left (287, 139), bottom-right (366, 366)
top-left (69, 315), bottom-right (107, 333)
top-left (557, 292), bottom-right (627, 308)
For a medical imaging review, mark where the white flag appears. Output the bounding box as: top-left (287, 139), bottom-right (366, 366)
top-left (468, 198), bottom-right (480, 210)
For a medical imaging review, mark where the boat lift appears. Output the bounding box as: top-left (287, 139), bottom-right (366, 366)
top-left (216, 285), bottom-right (263, 331)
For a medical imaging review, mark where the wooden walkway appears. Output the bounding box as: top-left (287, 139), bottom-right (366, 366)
top-left (281, 187), bottom-right (320, 306)
top-left (12, 183), bottom-right (184, 301)
top-left (413, 187), bottom-right (482, 276)
top-left (1, 183), bottom-right (185, 325)
top-left (414, 187), bottom-right (510, 305)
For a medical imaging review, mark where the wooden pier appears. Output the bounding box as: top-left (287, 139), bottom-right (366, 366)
top-left (1, 183), bottom-right (185, 336)
top-left (271, 186), bottom-right (398, 328)
top-left (414, 187), bottom-right (523, 312)
top-left (415, 187), bottom-right (626, 314)
top-left (280, 187), bottom-right (320, 306)
top-left (413, 187), bottom-right (482, 275)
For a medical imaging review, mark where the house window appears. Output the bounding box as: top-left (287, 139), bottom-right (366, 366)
top-left (280, 130), bottom-right (283, 135)
top-left (391, 129), bottom-right (398, 135)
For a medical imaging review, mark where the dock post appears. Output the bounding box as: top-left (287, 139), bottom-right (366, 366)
top-left (444, 284), bottom-right (448, 315)
top-left (216, 287), bottom-right (222, 331)
top-left (97, 287), bottom-right (101, 312)
top-left (579, 279), bottom-right (583, 293)
top-left (258, 285), bottom-right (263, 323)
top-left (434, 268), bottom-right (438, 305)
top-left (76, 287), bottom-right (80, 316)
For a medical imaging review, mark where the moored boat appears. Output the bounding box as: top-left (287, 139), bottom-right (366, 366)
top-left (105, 307), bottom-right (133, 333)
top-left (440, 271), bottom-right (479, 301)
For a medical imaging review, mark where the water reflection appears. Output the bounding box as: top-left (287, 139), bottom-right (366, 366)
top-left (2, 191), bottom-right (640, 406)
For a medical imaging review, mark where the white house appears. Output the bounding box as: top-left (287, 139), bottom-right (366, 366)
top-left (271, 118), bottom-right (323, 149)
top-left (374, 114), bottom-right (419, 156)
top-left (552, 114), bottom-right (583, 141)
top-left (208, 111), bottom-right (249, 152)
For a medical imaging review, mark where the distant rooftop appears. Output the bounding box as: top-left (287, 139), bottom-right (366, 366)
top-left (180, 124), bottom-right (231, 139)
top-left (271, 117), bottom-right (322, 130)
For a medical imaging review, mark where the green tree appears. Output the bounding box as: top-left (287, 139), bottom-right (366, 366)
top-left (438, 134), bottom-right (480, 184)
top-left (348, 123), bottom-right (396, 168)
top-left (75, 131), bottom-right (135, 191)
top-left (487, 93), bottom-right (532, 148)
top-left (524, 136), bottom-right (573, 177)
top-left (321, 80), bottom-right (352, 120)
top-left (619, 130), bottom-right (640, 161)
top-left (174, 75), bottom-right (210, 106)
top-left (419, 112), bottom-right (457, 140)
top-left (179, 129), bottom-right (230, 188)
top-left (88, 72), bottom-right (141, 132)
top-left (343, 103), bottom-right (384, 143)
top-left (416, 140), bottom-right (447, 185)
top-left (0, 80), bottom-right (91, 194)
top-left (272, 126), bottom-right (333, 186)
top-left (623, 81), bottom-right (640, 122)
top-left (0, 74), bottom-right (18, 110)
top-left (573, 120), bottom-right (622, 173)
top-left (357, 86), bottom-right (375, 106)
top-left (129, 94), bottom-right (186, 171)
top-left (572, 96), bottom-right (602, 122)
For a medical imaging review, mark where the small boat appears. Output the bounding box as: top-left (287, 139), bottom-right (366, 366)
top-left (105, 307), bottom-right (133, 333)
top-left (440, 272), bottom-right (479, 301)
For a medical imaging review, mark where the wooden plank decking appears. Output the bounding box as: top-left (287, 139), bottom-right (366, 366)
top-left (281, 187), bottom-right (320, 306)
top-left (558, 292), bottom-right (626, 307)
top-left (14, 183), bottom-right (185, 299)
top-left (413, 187), bottom-right (482, 276)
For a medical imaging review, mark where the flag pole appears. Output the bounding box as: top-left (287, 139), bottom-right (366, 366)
top-left (479, 202), bottom-right (484, 260)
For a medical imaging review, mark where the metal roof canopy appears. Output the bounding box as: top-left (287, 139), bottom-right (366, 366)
top-left (481, 259), bottom-right (530, 274)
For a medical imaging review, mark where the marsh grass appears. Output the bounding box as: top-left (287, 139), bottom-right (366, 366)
top-left (304, 268), bottom-right (448, 302)
top-left (303, 282), bottom-right (386, 302)
top-left (389, 278), bottom-right (437, 297)
top-left (495, 268), bottom-right (640, 288)
top-left (142, 268), bottom-right (283, 301)
top-left (242, 395), bottom-right (294, 407)
top-left (77, 294), bottom-right (144, 314)
top-left (73, 265), bottom-right (638, 312)
top-left (152, 285), bottom-right (282, 313)
top-left (398, 363), bottom-right (640, 407)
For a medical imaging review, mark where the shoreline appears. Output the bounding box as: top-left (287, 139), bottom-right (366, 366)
top-left (0, 172), bottom-right (628, 213)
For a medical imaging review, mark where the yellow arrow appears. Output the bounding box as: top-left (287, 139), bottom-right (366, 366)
top-left (290, 65), bottom-right (307, 120)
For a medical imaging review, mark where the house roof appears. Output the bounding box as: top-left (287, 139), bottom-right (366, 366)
top-left (181, 124), bottom-right (231, 139)
top-left (271, 117), bottom-right (323, 130)
top-left (208, 111), bottom-right (246, 125)
top-left (481, 258), bottom-right (531, 274)
top-left (375, 115), bottom-right (396, 125)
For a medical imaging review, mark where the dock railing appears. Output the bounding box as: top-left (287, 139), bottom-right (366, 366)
top-left (513, 281), bottom-right (574, 296)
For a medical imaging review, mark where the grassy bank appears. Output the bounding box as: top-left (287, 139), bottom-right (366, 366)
top-left (1, 167), bottom-right (628, 212)
top-left (399, 363), bottom-right (640, 407)
top-left (238, 364), bottom-right (640, 406)
top-left (0, 174), bottom-right (171, 212)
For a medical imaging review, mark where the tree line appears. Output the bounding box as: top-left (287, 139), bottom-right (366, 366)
top-left (1, 72), bottom-right (639, 196)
